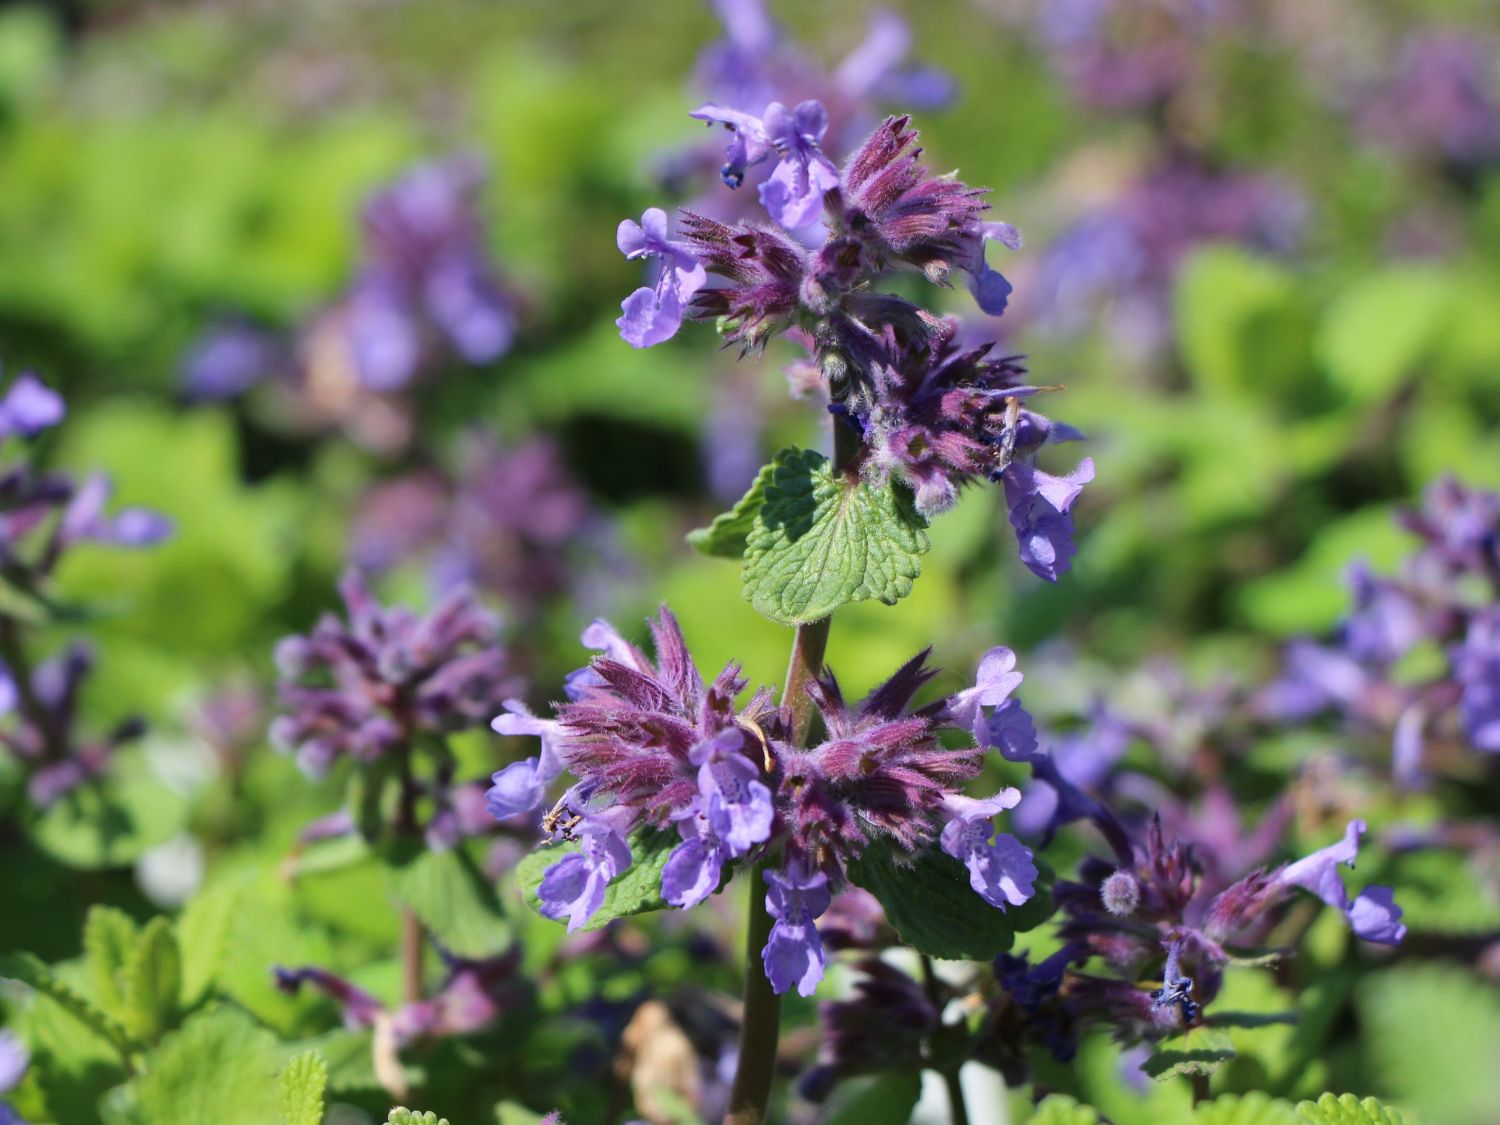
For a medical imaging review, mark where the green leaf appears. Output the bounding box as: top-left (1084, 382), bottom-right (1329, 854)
top-left (1029, 1094), bottom-right (1102, 1125)
top-left (517, 826), bottom-right (685, 932)
top-left (0, 950), bottom-right (139, 1063)
top-left (845, 841), bottom-right (1053, 960)
top-left (388, 843), bottom-right (510, 959)
top-left (1175, 246), bottom-right (1306, 396)
top-left (278, 1050), bottom-right (327, 1125)
top-left (83, 905), bottom-right (139, 1021)
top-left (130, 1005), bottom-right (289, 1125)
top-left (687, 460), bottom-right (774, 558)
top-left (1316, 268), bottom-right (1452, 403)
top-left (822, 1070), bottom-right (923, 1125)
top-left (1143, 1026), bottom-right (1236, 1080)
top-left (742, 447), bottom-right (929, 625)
top-left (388, 1110), bottom-right (452, 1125)
top-left (122, 916), bottom-right (182, 1044)
top-left (1194, 1093), bottom-right (1299, 1125)
top-left (178, 877), bottom-right (244, 1006)
top-left (1358, 962), bottom-right (1500, 1123)
top-left (1294, 1094), bottom-right (1417, 1125)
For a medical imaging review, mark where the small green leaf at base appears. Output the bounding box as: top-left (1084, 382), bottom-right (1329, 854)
top-left (388, 1109), bottom-right (452, 1125)
top-left (1143, 1026), bottom-right (1236, 1080)
top-left (742, 447), bottom-right (930, 625)
top-left (687, 460), bottom-right (774, 558)
top-left (83, 905), bottom-right (139, 1022)
top-left (278, 1050), bottom-right (327, 1125)
top-left (0, 950), bottom-right (139, 1063)
top-left (123, 916), bottom-right (182, 1044)
top-left (1294, 1094), bottom-right (1417, 1125)
top-left (516, 826), bottom-right (690, 932)
top-left (1028, 1094), bottom-right (1102, 1125)
top-left (846, 841), bottom-right (1053, 961)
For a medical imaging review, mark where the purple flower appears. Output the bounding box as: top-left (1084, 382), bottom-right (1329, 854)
top-left (1358, 30), bottom-right (1500, 168)
top-left (58, 474), bottom-right (174, 551)
top-left (537, 820), bottom-right (633, 932)
top-left (762, 864), bottom-right (832, 996)
top-left (1274, 820), bottom-right (1406, 945)
top-left (946, 646), bottom-right (1025, 732)
top-left (498, 607), bottom-right (774, 839)
top-left (939, 788), bottom-right (1037, 909)
top-left (662, 811), bottom-right (730, 909)
top-left (1001, 458), bottom-right (1095, 582)
top-left (487, 700), bottom-right (567, 819)
top-left (616, 208), bottom-right (709, 348)
top-left (692, 727), bottom-right (774, 854)
top-left (1456, 609), bottom-right (1500, 753)
top-left (833, 10), bottom-right (956, 109)
top-left (0, 373), bottom-right (65, 439)
top-left (757, 101), bottom-right (841, 228)
top-left (0, 1030), bottom-right (28, 1093)
top-left (180, 323), bottom-right (283, 401)
top-left (271, 571), bottom-right (518, 777)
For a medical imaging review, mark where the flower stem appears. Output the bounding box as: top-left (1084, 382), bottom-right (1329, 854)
top-left (400, 906), bottom-right (424, 1007)
top-left (726, 860), bottom-right (781, 1125)
top-left (919, 954), bottom-right (972, 1125)
top-left (726, 616), bottom-right (834, 1124)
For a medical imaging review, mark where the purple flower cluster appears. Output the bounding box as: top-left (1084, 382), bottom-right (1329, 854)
top-left (0, 370), bottom-right (171, 809)
top-left (1030, 156), bottom-right (1305, 355)
top-left (182, 156), bottom-right (517, 450)
top-left (350, 433), bottom-right (595, 611)
top-left (1356, 29), bottom-right (1500, 170)
top-left (619, 113), bottom-right (1093, 581)
top-left (271, 570), bottom-right (518, 778)
top-left (489, 613), bottom-right (1039, 996)
top-left (1261, 478), bottom-right (1500, 786)
top-left (968, 693), bottom-right (1405, 1052)
top-left (274, 946), bottom-right (523, 1046)
top-left (663, 0), bottom-right (953, 209)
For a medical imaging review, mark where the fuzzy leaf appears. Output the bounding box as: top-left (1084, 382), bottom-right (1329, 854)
top-left (388, 843), bottom-right (510, 959)
top-left (83, 905), bottom-right (139, 1022)
top-left (1294, 1094), bottom-right (1417, 1125)
top-left (278, 1050), bottom-right (327, 1125)
top-left (388, 1110), bottom-right (452, 1125)
top-left (178, 878), bottom-right (243, 1006)
top-left (516, 826), bottom-right (683, 932)
top-left (1143, 1026), bottom-right (1237, 1080)
top-left (1029, 1094), bottom-right (1101, 1124)
top-left (846, 841), bottom-right (1052, 961)
top-left (1194, 1093), bottom-right (1299, 1125)
top-left (122, 916), bottom-right (182, 1044)
top-left (130, 1005), bottom-right (289, 1125)
top-left (742, 447), bottom-right (929, 625)
top-left (687, 459), bottom-right (774, 558)
top-left (0, 950), bottom-right (139, 1062)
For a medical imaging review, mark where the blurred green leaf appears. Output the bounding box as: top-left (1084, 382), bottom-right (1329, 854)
top-left (1176, 247), bottom-right (1307, 396)
top-left (83, 905), bottom-right (139, 1023)
top-left (1317, 268), bottom-right (1451, 404)
top-left (127, 1005), bottom-right (289, 1125)
top-left (1294, 1093), bottom-right (1417, 1125)
top-left (388, 843), bottom-right (510, 960)
top-left (1195, 1093), bottom-right (1299, 1125)
top-left (1358, 963), bottom-right (1500, 1124)
top-left (277, 1049), bottom-right (327, 1125)
top-left (122, 916), bottom-right (182, 1044)
top-left (1028, 1094), bottom-right (1102, 1125)
top-left (822, 1070), bottom-right (923, 1125)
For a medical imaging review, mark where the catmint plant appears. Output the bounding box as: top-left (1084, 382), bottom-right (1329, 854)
top-left (0, 369), bottom-right (172, 811)
top-left (271, 568), bottom-right (524, 1076)
top-left (494, 95), bottom-right (1099, 1123)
